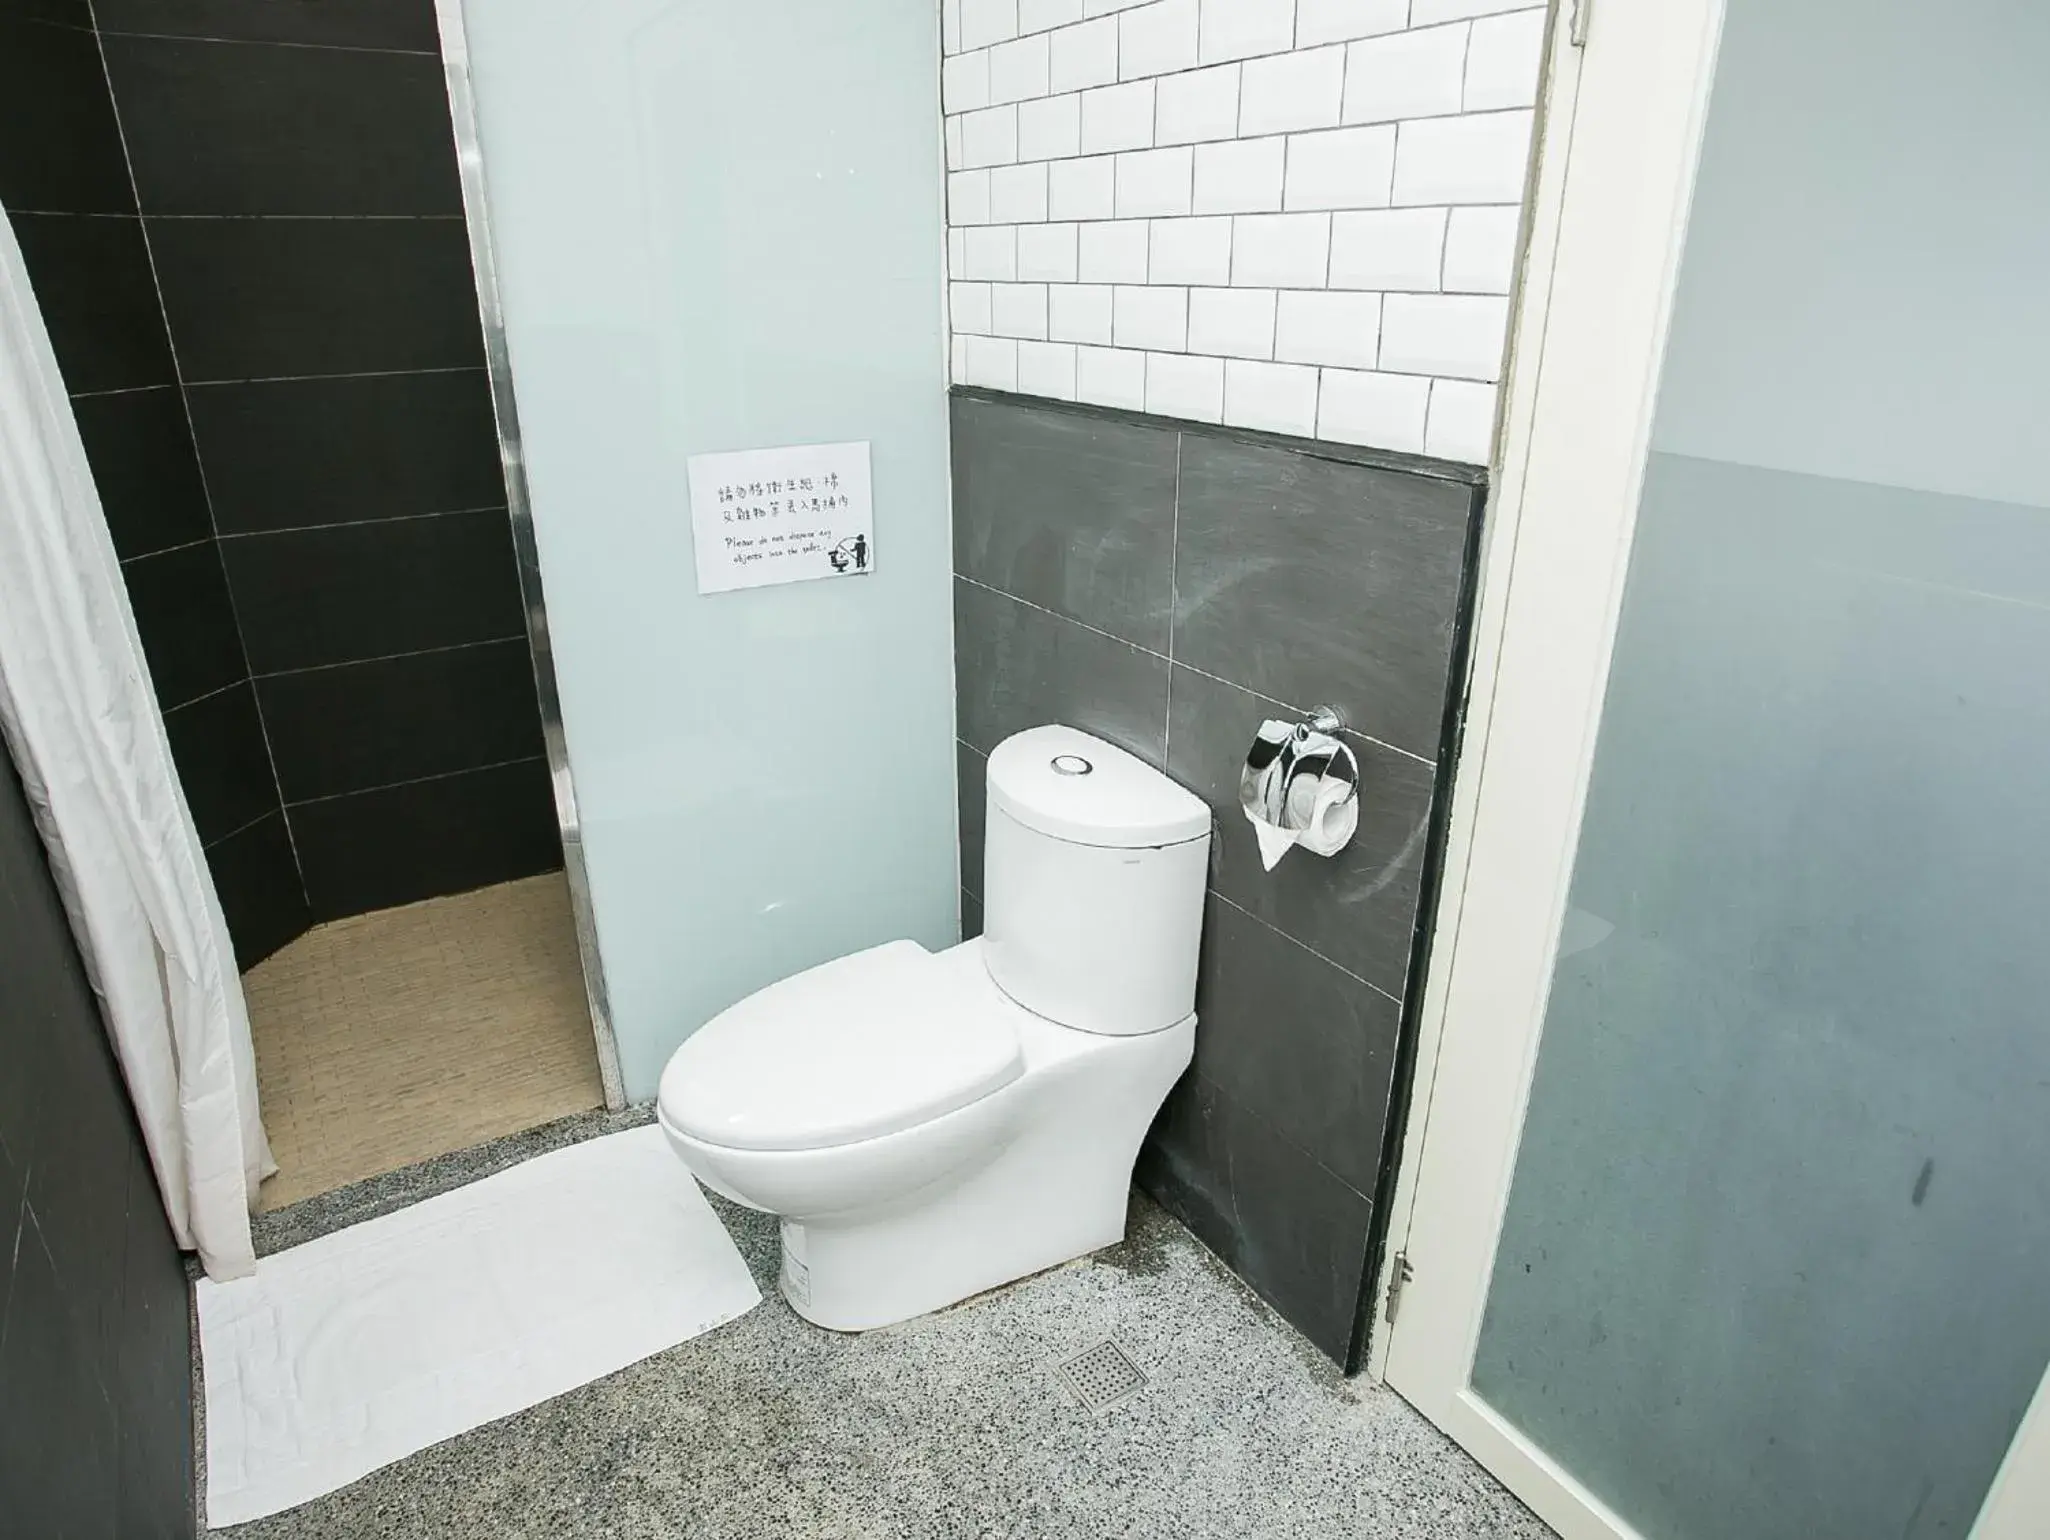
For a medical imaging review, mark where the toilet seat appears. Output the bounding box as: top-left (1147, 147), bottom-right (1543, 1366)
top-left (657, 940), bottom-right (1024, 1154)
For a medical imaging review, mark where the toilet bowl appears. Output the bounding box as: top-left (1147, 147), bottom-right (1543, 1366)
top-left (656, 724), bottom-right (1212, 1332)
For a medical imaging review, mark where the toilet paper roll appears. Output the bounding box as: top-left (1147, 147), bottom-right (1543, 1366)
top-left (1239, 717), bottom-right (1359, 871)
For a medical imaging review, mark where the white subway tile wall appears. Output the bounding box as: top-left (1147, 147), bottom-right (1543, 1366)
top-left (1049, 281), bottom-right (1114, 341)
top-left (1017, 220), bottom-right (1081, 280)
top-left (1145, 349), bottom-right (1226, 420)
top-left (943, 0), bottom-right (1546, 458)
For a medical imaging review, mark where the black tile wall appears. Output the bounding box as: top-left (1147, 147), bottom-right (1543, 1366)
top-left (71, 386), bottom-right (215, 560)
top-left (120, 542), bottom-right (249, 709)
top-left (58, 0), bottom-right (556, 935)
top-left (187, 368), bottom-right (503, 534)
top-left (205, 812), bottom-right (311, 970)
top-left (2, 0), bottom-right (94, 28)
top-left (9, 213), bottom-right (178, 394)
top-left (257, 639), bottom-right (544, 804)
top-left (223, 508), bottom-right (526, 673)
top-left (291, 757), bottom-right (561, 922)
top-left (3, 5), bottom-right (301, 969)
top-left (101, 36), bottom-right (463, 216)
top-left (0, 12), bottom-right (132, 212)
top-left (145, 218), bottom-right (485, 383)
top-left (162, 679), bottom-right (278, 844)
top-left (0, 749), bottom-right (196, 1537)
top-left (94, 0), bottom-right (442, 51)
top-left (950, 388), bottom-right (1486, 1369)
top-left (11, 0), bottom-right (552, 952)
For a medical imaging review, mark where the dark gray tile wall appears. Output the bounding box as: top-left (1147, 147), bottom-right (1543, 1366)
top-left (950, 388), bottom-right (1484, 1368)
top-left (7, 0), bottom-right (559, 941)
top-left (1, 0), bottom-right (303, 967)
top-left (0, 734), bottom-right (194, 1534)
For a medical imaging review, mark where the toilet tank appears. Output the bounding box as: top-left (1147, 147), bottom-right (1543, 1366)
top-left (980, 725), bottom-right (1211, 1036)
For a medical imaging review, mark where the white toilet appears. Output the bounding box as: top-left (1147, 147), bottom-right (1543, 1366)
top-left (656, 724), bottom-right (1211, 1331)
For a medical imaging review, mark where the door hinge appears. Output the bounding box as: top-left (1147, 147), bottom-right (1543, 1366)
top-left (1568, 0), bottom-right (1593, 47)
top-left (1383, 1253), bottom-right (1417, 1325)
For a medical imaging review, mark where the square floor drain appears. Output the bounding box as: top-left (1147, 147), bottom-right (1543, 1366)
top-left (1056, 1340), bottom-right (1147, 1413)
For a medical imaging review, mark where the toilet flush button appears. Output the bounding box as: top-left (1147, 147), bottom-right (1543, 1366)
top-left (1050, 754), bottom-right (1093, 776)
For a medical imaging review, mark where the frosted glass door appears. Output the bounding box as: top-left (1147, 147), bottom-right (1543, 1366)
top-left (1466, 2), bottom-right (2050, 1536)
top-left (448, 0), bottom-right (957, 1101)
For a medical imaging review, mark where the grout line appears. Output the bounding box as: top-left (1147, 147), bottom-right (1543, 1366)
top-left (1163, 429), bottom-right (1184, 762)
top-left (1435, 174), bottom-right (1451, 291)
top-left (955, 573), bottom-right (1433, 766)
top-left (161, 675), bottom-right (245, 715)
top-left (141, 213), bottom-right (467, 222)
top-left (1335, 27), bottom-right (1352, 134)
top-left (19, 12), bottom-right (94, 36)
top-left (999, 261), bottom-right (1520, 299)
top-left (88, 0), bottom-right (312, 910)
top-left (1386, 123), bottom-right (1402, 210)
top-left (217, 504), bottom-right (509, 541)
top-left (69, 381), bottom-right (176, 400)
top-left (957, 572), bottom-right (1163, 658)
top-left (92, 28), bottom-right (441, 58)
top-left (1188, 1062), bottom-right (1381, 1205)
top-left (953, 329), bottom-right (1504, 382)
top-left (4, 1163), bottom-right (30, 1294)
top-left (184, 363), bottom-right (487, 390)
top-left (1210, 889), bottom-right (1404, 1005)
top-left (946, 379), bottom-right (1490, 480)
top-left (1173, 653), bottom-right (1434, 764)
top-left (250, 634), bottom-right (527, 681)
top-left (283, 754), bottom-right (546, 810)
top-left (200, 805), bottom-right (280, 852)
top-left (939, 130), bottom-right (1528, 178)
top-left (119, 534), bottom-right (214, 564)
top-left (1456, 18), bottom-right (1475, 114)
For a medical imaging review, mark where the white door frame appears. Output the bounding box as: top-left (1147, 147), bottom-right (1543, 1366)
top-left (1364, 1), bottom-right (2049, 1537)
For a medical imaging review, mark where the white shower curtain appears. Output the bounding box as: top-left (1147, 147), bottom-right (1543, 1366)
top-left (0, 212), bottom-right (270, 1280)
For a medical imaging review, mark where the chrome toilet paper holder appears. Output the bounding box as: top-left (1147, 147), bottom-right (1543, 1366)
top-left (1240, 705), bottom-right (1361, 869)
top-left (1288, 706), bottom-right (1357, 802)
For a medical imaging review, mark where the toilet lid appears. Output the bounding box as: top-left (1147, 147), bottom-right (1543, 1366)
top-left (658, 940), bottom-right (1024, 1152)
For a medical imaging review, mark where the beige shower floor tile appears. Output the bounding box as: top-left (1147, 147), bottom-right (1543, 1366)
top-left (246, 873), bottom-right (606, 1211)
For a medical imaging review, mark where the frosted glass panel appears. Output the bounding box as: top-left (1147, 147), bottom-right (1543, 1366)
top-left (1469, 2), bottom-right (2050, 1536)
top-left (457, 0), bottom-right (956, 1097)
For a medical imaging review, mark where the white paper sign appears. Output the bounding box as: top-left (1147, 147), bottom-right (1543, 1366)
top-left (686, 440), bottom-right (874, 595)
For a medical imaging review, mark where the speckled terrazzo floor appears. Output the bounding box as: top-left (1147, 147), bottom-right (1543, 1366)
top-left (215, 1110), bottom-right (1552, 1540)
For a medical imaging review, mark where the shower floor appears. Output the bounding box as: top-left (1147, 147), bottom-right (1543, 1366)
top-left (245, 873), bottom-right (606, 1210)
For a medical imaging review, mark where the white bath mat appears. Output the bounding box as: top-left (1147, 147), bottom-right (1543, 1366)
top-left (198, 1125), bottom-right (759, 1527)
